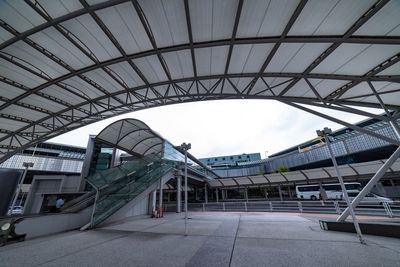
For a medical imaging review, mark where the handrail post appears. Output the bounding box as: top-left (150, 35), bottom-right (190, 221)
top-left (298, 201), bottom-right (303, 213)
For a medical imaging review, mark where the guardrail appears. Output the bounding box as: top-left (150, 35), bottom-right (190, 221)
top-left (165, 200), bottom-right (400, 218)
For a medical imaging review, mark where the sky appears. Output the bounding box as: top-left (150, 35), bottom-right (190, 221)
top-left (49, 100), bottom-right (378, 159)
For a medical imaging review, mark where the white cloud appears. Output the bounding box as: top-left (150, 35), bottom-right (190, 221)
top-left (49, 100), bottom-right (381, 159)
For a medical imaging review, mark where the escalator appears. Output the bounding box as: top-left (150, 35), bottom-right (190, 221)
top-left (86, 154), bottom-right (180, 228)
top-left (60, 191), bottom-right (96, 213)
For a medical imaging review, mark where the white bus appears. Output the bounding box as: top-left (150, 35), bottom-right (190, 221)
top-left (296, 182), bottom-right (361, 200)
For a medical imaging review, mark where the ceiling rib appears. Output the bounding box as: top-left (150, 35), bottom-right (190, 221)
top-left (246, 0), bottom-right (309, 95)
top-left (0, 0), bottom-right (398, 165)
top-left (278, 0), bottom-right (390, 98)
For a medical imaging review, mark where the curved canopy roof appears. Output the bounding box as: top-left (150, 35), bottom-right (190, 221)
top-left (0, 0), bottom-right (399, 163)
top-left (96, 118), bottom-right (163, 157)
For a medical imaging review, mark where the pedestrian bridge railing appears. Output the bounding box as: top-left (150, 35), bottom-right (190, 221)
top-left (165, 200), bottom-right (400, 218)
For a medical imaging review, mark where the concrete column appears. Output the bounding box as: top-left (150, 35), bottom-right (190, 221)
top-left (278, 184), bottom-right (283, 201)
top-left (177, 176), bottom-right (181, 213)
top-left (111, 148), bottom-right (117, 168)
top-left (152, 190), bottom-right (157, 212)
top-left (319, 181), bottom-right (327, 201)
top-left (222, 189), bottom-right (226, 200)
top-left (288, 186), bottom-right (292, 199)
top-left (204, 184), bottom-right (208, 203)
top-left (216, 188), bottom-right (219, 203)
top-left (244, 187), bottom-right (248, 202)
top-left (159, 179), bottom-right (163, 217)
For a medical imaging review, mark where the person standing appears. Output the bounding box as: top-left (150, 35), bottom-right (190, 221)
top-left (55, 197), bottom-right (65, 212)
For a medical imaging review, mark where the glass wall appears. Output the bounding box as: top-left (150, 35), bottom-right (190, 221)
top-left (215, 120), bottom-right (399, 178)
top-left (163, 141), bottom-right (218, 179)
top-left (0, 154), bottom-right (83, 173)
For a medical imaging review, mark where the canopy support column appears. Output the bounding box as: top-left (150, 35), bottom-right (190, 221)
top-left (177, 175), bottom-right (181, 213)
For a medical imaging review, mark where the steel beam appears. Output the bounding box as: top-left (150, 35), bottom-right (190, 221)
top-left (247, 0), bottom-right (308, 95)
top-left (280, 100), bottom-right (400, 146)
top-left (278, 0), bottom-right (390, 97)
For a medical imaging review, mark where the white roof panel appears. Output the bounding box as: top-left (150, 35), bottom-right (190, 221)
top-left (308, 79), bottom-right (350, 99)
top-left (4, 41), bottom-right (69, 79)
top-left (96, 118), bottom-right (164, 157)
top-left (341, 82), bottom-right (373, 99)
top-left (0, 82), bottom-right (26, 99)
top-left (63, 76), bottom-right (106, 99)
top-left (163, 50), bottom-right (193, 79)
top-left (0, 27), bottom-right (14, 43)
top-left (107, 62), bottom-right (145, 88)
top-left (133, 56), bottom-right (168, 83)
top-left (284, 171), bottom-right (306, 181)
top-left (1, 105), bottom-right (47, 122)
top-left (229, 44), bottom-right (274, 74)
top-left (60, 14), bottom-right (122, 62)
top-left (220, 178), bottom-right (237, 186)
top-left (190, 0), bottom-right (238, 42)
top-left (248, 175), bottom-right (268, 184)
top-left (0, 0), bottom-right (398, 162)
top-left (96, 2), bottom-right (152, 54)
top-left (350, 161), bottom-right (383, 175)
top-left (313, 44), bottom-right (400, 76)
top-left (0, 1), bottom-right (46, 33)
top-left (138, 0), bottom-right (189, 48)
top-left (276, 43), bottom-right (331, 73)
top-left (285, 79), bottom-right (310, 98)
top-left (234, 177), bottom-right (252, 185)
top-left (85, 69), bottom-right (125, 93)
top-left (0, 58), bottom-right (46, 88)
top-left (302, 169), bottom-right (329, 180)
top-left (334, 45), bottom-right (400, 76)
top-left (20, 94), bottom-right (66, 113)
top-left (195, 46), bottom-right (229, 76)
top-left (36, 0), bottom-right (82, 19)
top-left (29, 27), bottom-right (93, 69)
top-left (311, 0), bottom-right (376, 35)
top-left (324, 165), bottom-right (357, 177)
top-left (355, 0), bottom-right (400, 36)
top-left (265, 173), bottom-right (286, 183)
top-left (238, 0), bottom-right (300, 38)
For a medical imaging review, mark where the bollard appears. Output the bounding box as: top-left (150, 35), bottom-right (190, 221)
top-left (223, 202), bottom-right (226, 211)
top-left (202, 203), bottom-right (205, 212)
top-left (269, 201), bottom-right (273, 212)
top-left (244, 202), bottom-right (247, 212)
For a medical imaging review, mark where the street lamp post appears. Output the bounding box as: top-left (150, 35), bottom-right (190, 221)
top-left (180, 142), bottom-right (191, 236)
top-left (10, 162), bottom-right (34, 214)
top-left (317, 128), bottom-right (365, 244)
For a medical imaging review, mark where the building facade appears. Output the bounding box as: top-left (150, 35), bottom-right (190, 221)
top-left (212, 118), bottom-right (399, 178)
top-left (0, 142), bottom-right (86, 213)
top-left (199, 153), bottom-right (261, 168)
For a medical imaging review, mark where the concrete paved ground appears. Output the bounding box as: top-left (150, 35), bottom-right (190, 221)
top-left (1, 212), bottom-right (399, 267)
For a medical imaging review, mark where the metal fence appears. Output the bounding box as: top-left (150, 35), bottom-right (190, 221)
top-left (165, 200), bottom-right (400, 218)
